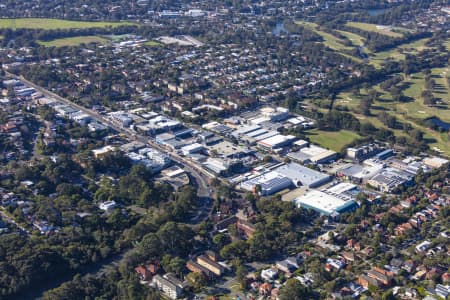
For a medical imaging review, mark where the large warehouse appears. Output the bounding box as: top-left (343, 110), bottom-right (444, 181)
top-left (273, 163), bottom-right (332, 188)
top-left (240, 171), bottom-right (294, 196)
top-left (294, 190), bottom-right (358, 216)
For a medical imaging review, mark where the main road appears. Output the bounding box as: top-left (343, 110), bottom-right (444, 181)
top-left (8, 72), bottom-right (215, 201)
top-left (7, 73), bottom-right (219, 299)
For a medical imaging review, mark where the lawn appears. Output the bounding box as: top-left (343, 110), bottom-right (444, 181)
top-left (0, 18), bottom-right (135, 30)
top-left (446, 39), bottom-right (450, 51)
top-left (296, 21), bottom-right (351, 52)
top-left (370, 37), bottom-right (430, 68)
top-left (305, 129), bottom-right (362, 152)
top-left (295, 21), bottom-right (361, 62)
top-left (145, 40), bottom-right (162, 47)
top-left (328, 66), bottom-right (450, 156)
top-left (397, 69), bottom-right (450, 122)
top-left (346, 22), bottom-right (404, 38)
top-left (38, 36), bottom-right (108, 47)
top-left (336, 30), bottom-right (365, 47)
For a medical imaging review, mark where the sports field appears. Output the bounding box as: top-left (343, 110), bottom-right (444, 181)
top-left (38, 36), bottom-right (108, 47)
top-left (306, 129), bottom-right (362, 152)
top-left (0, 18), bottom-right (135, 30)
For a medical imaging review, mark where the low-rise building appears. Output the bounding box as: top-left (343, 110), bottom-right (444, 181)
top-left (261, 267), bottom-right (278, 282)
top-left (99, 200), bottom-right (117, 211)
top-left (196, 255), bottom-right (225, 276)
top-left (294, 190), bottom-right (358, 216)
top-left (240, 171), bottom-right (293, 196)
top-left (257, 134), bottom-right (296, 152)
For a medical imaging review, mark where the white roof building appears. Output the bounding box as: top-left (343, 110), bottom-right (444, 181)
top-left (423, 156), bottom-right (449, 169)
top-left (99, 200), bottom-right (117, 211)
top-left (294, 190), bottom-right (358, 216)
top-left (181, 143), bottom-right (205, 155)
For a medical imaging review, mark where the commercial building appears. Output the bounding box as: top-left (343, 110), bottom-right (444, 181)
top-left (202, 157), bottom-right (242, 177)
top-left (297, 145), bottom-right (337, 164)
top-left (347, 144), bottom-right (384, 162)
top-left (257, 134), bottom-right (296, 151)
top-left (181, 143), bottom-right (205, 156)
top-left (367, 168), bottom-right (414, 192)
top-left (336, 160), bottom-right (384, 183)
top-left (108, 111), bottom-right (134, 127)
top-left (148, 115), bottom-right (182, 134)
top-left (423, 156), bottom-right (449, 168)
top-left (294, 190), bottom-right (358, 216)
top-left (273, 163), bottom-right (332, 188)
top-left (240, 171), bottom-right (293, 196)
top-left (260, 106), bottom-right (289, 122)
top-left (374, 149), bottom-right (394, 160)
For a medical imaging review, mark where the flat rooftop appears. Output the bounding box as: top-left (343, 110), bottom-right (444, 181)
top-left (295, 190), bottom-right (358, 216)
top-left (273, 163), bottom-right (331, 188)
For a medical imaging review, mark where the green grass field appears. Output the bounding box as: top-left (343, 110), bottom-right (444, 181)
top-left (346, 22), bottom-right (404, 38)
top-left (0, 18), bottom-right (135, 30)
top-left (445, 39), bottom-right (450, 51)
top-left (326, 66), bottom-right (450, 155)
top-left (145, 40), bottom-right (162, 47)
top-left (295, 21), bottom-right (361, 62)
top-left (306, 129), bottom-right (362, 152)
top-left (336, 30), bottom-right (365, 47)
top-left (296, 21), bottom-right (351, 52)
top-left (396, 68), bottom-right (450, 122)
top-left (370, 37), bottom-right (431, 68)
top-left (38, 36), bottom-right (108, 47)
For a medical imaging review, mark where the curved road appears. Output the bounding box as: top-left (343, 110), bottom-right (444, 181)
top-left (7, 73), bottom-right (219, 299)
top-left (8, 72), bottom-right (216, 196)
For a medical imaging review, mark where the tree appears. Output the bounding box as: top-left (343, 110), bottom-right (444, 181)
top-left (421, 90), bottom-right (435, 106)
top-left (279, 279), bottom-right (313, 300)
top-left (138, 233), bottom-right (162, 260)
top-left (358, 96), bottom-right (373, 116)
top-left (186, 272), bottom-right (207, 292)
top-left (161, 255), bottom-right (186, 278)
top-left (213, 233), bottom-right (231, 249)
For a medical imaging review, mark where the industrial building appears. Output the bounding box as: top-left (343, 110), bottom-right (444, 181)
top-left (347, 144), bottom-right (384, 162)
top-left (367, 168), bottom-right (414, 192)
top-left (257, 134), bottom-right (296, 151)
top-left (294, 190), bottom-right (358, 216)
top-left (181, 143), bottom-right (205, 156)
top-left (240, 171), bottom-right (293, 196)
top-left (272, 163), bottom-right (331, 188)
top-left (423, 156), bottom-right (449, 168)
top-left (297, 145), bottom-right (337, 164)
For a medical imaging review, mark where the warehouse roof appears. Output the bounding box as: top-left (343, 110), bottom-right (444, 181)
top-left (273, 163), bottom-right (331, 188)
top-left (295, 190), bottom-right (358, 216)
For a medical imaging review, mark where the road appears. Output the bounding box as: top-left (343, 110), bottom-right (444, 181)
top-left (9, 72), bottom-right (217, 218)
top-left (0, 209), bottom-right (28, 235)
top-left (5, 73), bottom-right (219, 298)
